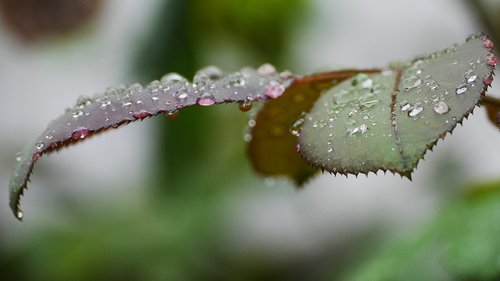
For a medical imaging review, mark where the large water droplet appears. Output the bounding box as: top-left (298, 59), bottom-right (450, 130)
top-left (403, 75), bottom-right (422, 91)
top-left (433, 101), bottom-right (450, 114)
top-left (71, 127), bottom-right (90, 140)
top-left (408, 105), bottom-right (423, 117)
top-left (196, 93), bottom-right (216, 106)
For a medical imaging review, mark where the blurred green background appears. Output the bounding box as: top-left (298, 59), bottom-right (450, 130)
top-left (0, 0), bottom-right (499, 280)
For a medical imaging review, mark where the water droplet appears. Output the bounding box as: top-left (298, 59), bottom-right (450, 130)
top-left (151, 96), bottom-right (159, 102)
top-left (229, 73), bottom-right (246, 87)
top-left (133, 110), bottom-right (151, 119)
top-left (433, 101), bottom-right (450, 114)
top-left (196, 93), bottom-right (216, 106)
top-left (238, 101), bottom-right (253, 112)
top-left (279, 70), bottom-right (294, 80)
top-left (72, 109), bottom-right (84, 119)
top-left (482, 35), bottom-right (494, 49)
top-left (257, 63), bottom-right (276, 76)
top-left (177, 92), bottom-right (188, 102)
top-left (455, 84), bottom-right (468, 95)
top-left (486, 53), bottom-right (498, 66)
top-left (71, 127), bottom-right (90, 140)
top-left (408, 105), bottom-right (423, 117)
top-left (122, 101), bottom-right (132, 107)
top-left (194, 66), bottom-right (223, 81)
top-left (290, 118), bottom-right (305, 137)
top-left (467, 74), bottom-right (478, 83)
top-left (16, 155), bottom-right (22, 162)
top-left (167, 110), bottom-right (179, 119)
top-left (35, 142), bottom-right (44, 150)
top-left (264, 81), bottom-right (285, 99)
top-left (248, 119), bottom-right (256, 127)
top-left (16, 210), bottom-right (23, 220)
top-left (484, 74), bottom-right (494, 86)
top-left (127, 83), bottom-right (143, 94)
top-left (403, 75), bottom-right (422, 91)
top-left (327, 147), bottom-right (333, 153)
top-left (359, 124), bottom-right (368, 133)
top-left (361, 78), bottom-right (373, 89)
top-left (32, 151), bottom-right (42, 161)
top-left (161, 73), bottom-right (187, 84)
top-left (100, 99), bottom-right (111, 108)
top-left (45, 133), bottom-right (53, 140)
top-left (76, 95), bottom-right (92, 107)
top-left (400, 101), bottom-right (411, 112)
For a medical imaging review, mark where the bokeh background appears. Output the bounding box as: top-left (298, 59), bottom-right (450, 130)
top-left (0, 0), bottom-right (499, 280)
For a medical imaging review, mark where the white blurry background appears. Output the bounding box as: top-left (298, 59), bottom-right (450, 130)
top-left (0, 0), bottom-right (499, 258)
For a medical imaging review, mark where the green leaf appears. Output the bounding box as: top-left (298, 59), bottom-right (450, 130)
top-left (298, 34), bottom-right (496, 178)
top-left (343, 181), bottom-right (500, 281)
top-left (249, 69), bottom-right (380, 185)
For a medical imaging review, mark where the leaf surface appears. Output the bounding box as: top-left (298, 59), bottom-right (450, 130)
top-left (249, 69), bottom-right (380, 185)
top-left (9, 65), bottom-right (292, 220)
top-left (298, 34), bottom-right (496, 177)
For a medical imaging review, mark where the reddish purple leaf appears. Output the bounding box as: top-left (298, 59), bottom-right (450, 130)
top-left (9, 65), bottom-right (294, 220)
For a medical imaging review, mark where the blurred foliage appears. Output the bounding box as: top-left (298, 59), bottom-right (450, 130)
top-left (341, 181), bottom-right (500, 281)
top-left (134, 0), bottom-right (306, 196)
top-left (0, 0), bottom-right (103, 42)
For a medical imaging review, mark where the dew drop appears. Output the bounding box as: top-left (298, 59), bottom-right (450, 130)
top-left (177, 92), bottom-right (188, 102)
top-left (408, 105), bottom-right (423, 117)
top-left (455, 84), bottom-right (468, 95)
top-left (76, 95), bottom-right (92, 107)
top-left (264, 81), bottom-right (285, 99)
top-left (238, 101), bottom-right (253, 112)
top-left (482, 36), bottom-right (494, 49)
top-left (32, 151), bottom-right (42, 162)
top-left (483, 74), bottom-right (494, 86)
top-left (35, 142), bottom-right (44, 150)
top-left (16, 210), bottom-right (23, 220)
top-left (257, 63), bottom-right (277, 76)
top-left (167, 110), bottom-right (179, 119)
top-left (359, 124), bottom-right (368, 133)
top-left (433, 101), bottom-right (450, 115)
top-left (72, 110), bottom-right (83, 119)
top-left (133, 110), bottom-right (151, 119)
top-left (486, 53), bottom-right (498, 66)
top-left (399, 101), bottom-right (411, 112)
top-left (161, 73), bottom-right (187, 84)
top-left (289, 118), bottom-right (305, 137)
top-left (467, 74), bottom-right (478, 83)
top-left (196, 93), bottom-right (216, 106)
top-left (194, 66), bottom-right (223, 81)
top-left (71, 127), bottom-right (90, 140)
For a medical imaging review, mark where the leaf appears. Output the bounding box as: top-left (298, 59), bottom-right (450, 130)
top-left (343, 181), bottom-right (500, 281)
top-left (8, 65), bottom-right (293, 221)
top-left (482, 95), bottom-right (500, 129)
top-left (249, 69), bottom-right (380, 185)
top-left (298, 34), bottom-right (496, 178)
